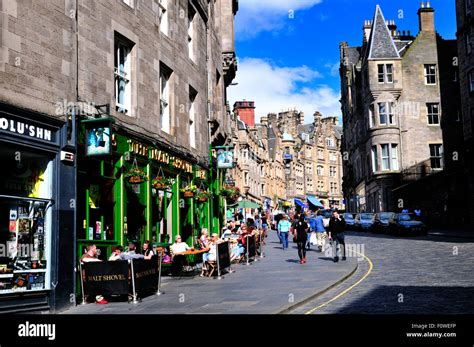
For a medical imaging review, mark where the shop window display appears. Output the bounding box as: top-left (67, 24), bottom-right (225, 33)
top-left (0, 145), bottom-right (52, 294)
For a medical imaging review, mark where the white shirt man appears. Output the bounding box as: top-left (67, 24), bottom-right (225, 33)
top-left (170, 235), bottom-right (190, 256)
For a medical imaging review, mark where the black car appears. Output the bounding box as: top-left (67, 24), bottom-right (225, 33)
top-left (389, 213), bottom-right (428, 236)
top-left (373, 212), bottom-right (396, 233)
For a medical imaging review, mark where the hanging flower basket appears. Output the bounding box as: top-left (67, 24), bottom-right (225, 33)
top-left (195, 189), bottom-right (212, 202)
top-left (180, 184), bottom-right (198, 198)
top-left (221, 185), bottom-right (240, 201)
top-left (124, 167), bottom-right (148, 184)
top-left (152, 176), bottom-right (171, 190)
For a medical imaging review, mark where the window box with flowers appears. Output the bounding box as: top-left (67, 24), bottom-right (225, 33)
top-left (124, 167), bottom-right (148, 184)
top-left (180, 184), bottom-right (198, 198)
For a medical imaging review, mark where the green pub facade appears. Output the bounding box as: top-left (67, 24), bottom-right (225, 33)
top-left (76, 121), bottom-right (215, 261)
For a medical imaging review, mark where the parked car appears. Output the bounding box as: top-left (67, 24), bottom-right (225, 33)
top-left (389, 213), bottom-right (428, 236)
top-left (343, 213), bottom-right (356, 230)
top-left (355, 213), bottom-right (375, 231)
top-left (373, 212), bottom-right (396, 233)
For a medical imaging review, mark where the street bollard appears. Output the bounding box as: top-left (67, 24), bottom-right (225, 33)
top-left (129, 259), bottom-right (140, 304)
top-left (79, 262), bottom-right (87, 305)
top-left (156, 252), bottom-right (164, 296)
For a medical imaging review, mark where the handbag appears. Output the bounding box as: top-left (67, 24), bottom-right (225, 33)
top-left (310, 232), bottom-right (317, 245)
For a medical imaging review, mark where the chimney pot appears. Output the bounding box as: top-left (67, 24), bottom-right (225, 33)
top-left (427, 1), bottom-right (430, 8)
top-left (402, 30), bottom-right (406, 36)
top-left (421, 1), bottom-right (425, 8)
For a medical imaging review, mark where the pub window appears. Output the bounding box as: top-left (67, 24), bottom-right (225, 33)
top-left (429, 144), bottom-right (443, 169)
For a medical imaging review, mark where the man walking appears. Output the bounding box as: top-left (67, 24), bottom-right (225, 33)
top-left (278, 215), bottom-right (292, 250)
top-left (328, 210), bottom-right (346, 262)
top-left (314, 210), bottom-right (327, 252)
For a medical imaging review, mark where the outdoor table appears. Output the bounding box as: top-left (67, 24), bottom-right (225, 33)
top-left (176, 249), bottom-right (207, 273)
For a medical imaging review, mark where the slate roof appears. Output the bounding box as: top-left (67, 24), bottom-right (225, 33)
top-left (394, 40), bottom-right (412, 56)
top-left (237, 119), bottom-right (247, 130)
top-left (347, 47), bottom-right (361, 65)
top-left (368, 5), bottom-right (400, 60)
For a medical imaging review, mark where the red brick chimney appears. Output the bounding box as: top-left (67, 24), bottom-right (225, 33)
top-left (418, 1), bottom-right (435, 32)
top-left (233, 100), bottom-right (255, 127)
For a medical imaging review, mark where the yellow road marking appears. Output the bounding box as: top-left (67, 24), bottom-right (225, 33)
top-left (304, 251), bottom-right (374, 314)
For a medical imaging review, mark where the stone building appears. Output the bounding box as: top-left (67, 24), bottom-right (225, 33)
top-left (455, 0), bottom-right (474, 228)
top-left (265, 110), bottom-right (344, 210)
top-left (0, 0), bottom-right (237, 312)
top-left (230, 101), bottom-right (268, 207)
top-left (340, 2), bottom-right (457, 214)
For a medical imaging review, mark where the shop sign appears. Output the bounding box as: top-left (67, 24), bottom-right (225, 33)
top-left (195, 168), bottom-right (207, 180)
top-left (82, 118), bottom-right (113, 156)
top-left (127, 140), bottom-right (194, 174)
top-left (150, 149), bottom-right (193, 174)
top-left (0, 116), bottom-right (54, 142)
top-left (215, 146), bottom-right (235, 169)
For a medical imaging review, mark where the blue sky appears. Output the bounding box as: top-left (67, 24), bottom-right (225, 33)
top-left (228, 0), bottom-right (457, 124)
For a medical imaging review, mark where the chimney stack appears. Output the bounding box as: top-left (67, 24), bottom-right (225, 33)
top-left (387, 19), bottom-right (397, 38)
top-left (233, 101), bottom-right (256, 127)
top-left (363, 20), bottom-right (372, 44)
top-left (418, 1), bottom-right (435, 32)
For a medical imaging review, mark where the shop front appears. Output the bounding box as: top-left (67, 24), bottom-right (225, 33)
top-left (0, 103), bottom-right (75, 312)
top-left (76, 124), bottom-right (210, 268)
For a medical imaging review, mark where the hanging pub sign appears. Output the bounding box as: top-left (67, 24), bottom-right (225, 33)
top-left (215, 146), bottom-right (235, 169)
top-left (82, 118), bottom-right (114, 156)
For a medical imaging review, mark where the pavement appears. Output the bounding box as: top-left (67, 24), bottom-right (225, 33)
top-left (63, 231), bottom-right (358, 314)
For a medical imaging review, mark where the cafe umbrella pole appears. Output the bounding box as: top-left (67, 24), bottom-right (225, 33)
top-left (245, 235), bottom-right (250, 266)
top-left (260, 230), bottom-right (265, 258)
top-left (216, 243), bottom-right (223, 280)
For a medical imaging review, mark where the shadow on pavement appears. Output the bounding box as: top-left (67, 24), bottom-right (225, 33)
top-left (344, 231), bottom-right (474, 244)
top-left (333, 285), bottom-right (474, 314)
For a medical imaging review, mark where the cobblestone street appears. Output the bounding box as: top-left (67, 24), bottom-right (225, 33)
top-left (289, 231), bottom-right (474, 314)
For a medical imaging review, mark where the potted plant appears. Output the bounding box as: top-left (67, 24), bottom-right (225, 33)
top-left (195, 189), bottom-right (212, 202)
top-left (152, 176), bottom-right (171, 190)
top-left (221, 185), bottom-right (240, 201)
top-left (124, 167), bottom-right (148, 184)
top-left (180, 184), bottom-right (198, 198)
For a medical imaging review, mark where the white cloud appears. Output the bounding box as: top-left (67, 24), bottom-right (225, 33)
top-left (236, 0), bottom-right (323, 39)
top-left (325, 62), bottom-right (340, 77)
top-left (228, 58), bottom-right (341, 124)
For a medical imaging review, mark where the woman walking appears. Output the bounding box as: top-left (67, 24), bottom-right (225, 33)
top-left (294, 214), bottom-right (309, 264)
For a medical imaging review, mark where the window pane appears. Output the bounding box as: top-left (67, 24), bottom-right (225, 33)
top-left (391, 144), bottom-right (399, 170)
top-left (378, 65), bottom-right (384, 83)
top-left (386, 64), bottom-right (393, 83)
top-left (379, 103), bottom-right (387, 124)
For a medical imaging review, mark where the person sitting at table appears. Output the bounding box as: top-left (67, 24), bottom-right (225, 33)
top-left (197, 229), bottom-right (210, 250)
top-left (142, 240), bottom-right (155, 260)
top-left (109, 245), bottom-right (123, 261)
top-left (120, 243), bottom-right (145, 260)
top-left (80, 244), bottom-right (108, 305)
top-left (200, 233), bottom-right (221, 277)
top-left (170, 235), bottom-right (192, 276)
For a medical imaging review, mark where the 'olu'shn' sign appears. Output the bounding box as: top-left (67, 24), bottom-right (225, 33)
top-left (0, 117), bottom-right (52, 142)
